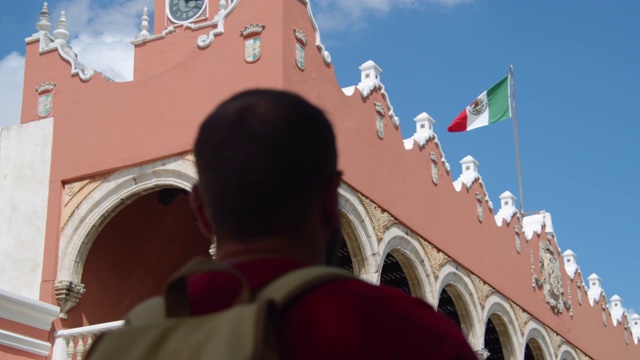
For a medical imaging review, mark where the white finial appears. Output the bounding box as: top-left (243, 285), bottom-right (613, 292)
top-left (137, 7), bottom-right (150, 40)
top-left (219, 0), bottom-right (228, 11)
top-left (460, 155), bottom-right (479, 175)
top-left (53, 11), bottom-right (70, 43)
top-left (359, 60), bottom-right (382, 87)
top-left (562, 249), bottom-right (579, 279)
top-left (587, 273), bottom-right (603, 306)
top-left (609, 295), bottom-right (624, 326)
top-left (36, 2), bottom-right (52, 33)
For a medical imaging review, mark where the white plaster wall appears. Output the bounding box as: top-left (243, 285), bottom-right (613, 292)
top-left (0, 118), bottom-right (53, 299)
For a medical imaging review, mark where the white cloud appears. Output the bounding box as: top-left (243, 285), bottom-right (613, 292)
top-left (313, 0), bottom-right (473, 32)
top-left (0, 52), bottom-right (25, 127)
top-left (51, 0), bottom-right (153, 81)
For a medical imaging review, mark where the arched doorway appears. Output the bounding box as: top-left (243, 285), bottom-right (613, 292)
top-left (438, 286), bottom-right (462, 329)
top-left (334, 230), bottom-right (355, 273)
top-left (524, 337), bottom-right (547, 360)
top-left (63, 188), bottom-right (210, 327)
top-left (380, 252), bottom-right (411, 293)
top-left (484, 317), bottom-right (504, 359)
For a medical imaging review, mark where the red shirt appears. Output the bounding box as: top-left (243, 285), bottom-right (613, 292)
top-left (187, 257), bottom-right (477, 360)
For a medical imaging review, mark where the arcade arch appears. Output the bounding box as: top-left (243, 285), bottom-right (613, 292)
top-left (523, 321), bottom-right (555, 360)
top-left (436, 263), bottom-right (484, 348)
top-left (482, 294), bottom-right (521, 360)
top-left (58, 156), bottom-right (199, 286)
top-left (337, 185), bottom-right (379, 281)
top-left (377, 225), bottom-right (434, 301)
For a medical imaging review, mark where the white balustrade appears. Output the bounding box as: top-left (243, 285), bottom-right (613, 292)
top-left (51, 320), bottom-right (124, 360)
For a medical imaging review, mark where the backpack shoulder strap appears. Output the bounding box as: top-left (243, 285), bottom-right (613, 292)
top-left (255, 266), bottom-right (353, 306)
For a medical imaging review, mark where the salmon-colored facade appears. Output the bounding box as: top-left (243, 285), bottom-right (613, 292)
top-left (1, 0), bottom-right (639, 359)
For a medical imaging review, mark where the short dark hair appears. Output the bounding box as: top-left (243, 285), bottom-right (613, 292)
top-left (194, 89), bottom-right (337, 241)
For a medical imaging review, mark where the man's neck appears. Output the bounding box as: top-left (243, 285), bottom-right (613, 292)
top-left (215, 235), bottom-right (324, 265)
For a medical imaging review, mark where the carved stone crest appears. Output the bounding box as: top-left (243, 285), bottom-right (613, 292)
top-left (537, 240), bottom-right (566, 314)
top-left (241, 24), bottom-right (265, 63)
top-left (376, 116), bottom-right (384, 139)
top-left (36, 81), bottom-right (56, 118)
top-left (475, 192), bottom-right (483, 223)
top-left (294, 29), bottom-right (306, 70)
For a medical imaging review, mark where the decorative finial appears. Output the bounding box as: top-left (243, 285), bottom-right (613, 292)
top-left (36, 2), bottom-right (52, 33)
top-left (53, 11), bottom-right (70, 43)
top-left (219, 0), bottom-right (228, 11)
top-left (136, 7), bottom-right (150, 40)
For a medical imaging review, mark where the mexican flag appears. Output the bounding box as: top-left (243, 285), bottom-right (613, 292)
top-left (447, 75), bottom-right (512, 132)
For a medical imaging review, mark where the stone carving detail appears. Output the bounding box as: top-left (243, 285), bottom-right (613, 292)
top-left (182, 151), bottom-right (196, 164)
top-left (357, 194), bottom-right (397, 242)
top-left (429, 151), bottom-right (439, 163)
top-left (567, 279), bottom-right (574, 317)
top-left (55, 280), bottom-right (86, 318)
top-left (421, 241), bottom-right (450, 275)
top-left (62, 151), bottom-right (197, 231)
top-left (62, 172), bottom-right (114, 230)
top-left (475, 348), bottom-right (490, 359)
top-left (515, 236), bottom-right (521, 253)
top-left (602, 303), bottom-right (607, 326)
top-left (545, 326), bottom-right (564, 355)
top-left (509, 300), bottom-right (532, 336)
top-left (431, 163), bottom-right (439, 185)
top-left (475, 192), bottom-right (483, 223)
top-left (532, 241), bottom-right (567, 314)
top-left (374, 102), bottom-right (385, 116)
top-left (624, 324), bottom-right (630, 344)
top-left (470, 274), bottom-right (494, 308)
top-left (294, 29), bottom-right (307, 46)
top-left (531, 250), bottom-right (542, 288)
top-left (576, 348), bottom-right (591, 360)
top-left (576, 279), bottom-right (583, 305)
top-left (241, 23), bottom-right (265, 37)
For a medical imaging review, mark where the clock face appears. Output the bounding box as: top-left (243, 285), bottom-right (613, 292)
top-left (167, 0), bottom-right (206, 23)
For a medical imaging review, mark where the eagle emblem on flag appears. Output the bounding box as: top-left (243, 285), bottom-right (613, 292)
top-left (468, 97), bottom-right (487, 116)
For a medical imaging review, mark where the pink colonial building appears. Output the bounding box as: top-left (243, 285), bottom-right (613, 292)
top-left (1, 0), bottom-right (639, 359)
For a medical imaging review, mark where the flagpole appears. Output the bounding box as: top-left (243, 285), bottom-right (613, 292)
top-left (510, 65), bottom-right (525, 214)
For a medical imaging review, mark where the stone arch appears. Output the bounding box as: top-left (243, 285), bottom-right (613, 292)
top-left (57, 155), bottom-right (198, 285)
top-left (377, 225), bottom-right (434, 302)
top-left (337, 185), bottom-right (379, 281)
top-left (483, 294), bottom-right (522, 360)
top-left (557, 344), bottom-right (579, 360)
top-left (436, 263), bottom-right (484, 349)
top-left (523, 321), bottom-right (555, 360)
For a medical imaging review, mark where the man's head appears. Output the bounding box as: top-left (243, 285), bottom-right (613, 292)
top-left (193, 89), bottom-right (340, 251)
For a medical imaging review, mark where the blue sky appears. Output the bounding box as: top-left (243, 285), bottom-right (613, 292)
top-left (1, 1), bottom-right (638, 317)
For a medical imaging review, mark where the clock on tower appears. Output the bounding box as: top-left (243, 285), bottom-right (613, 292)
top-left (166, 0), bottom-right (207, 24)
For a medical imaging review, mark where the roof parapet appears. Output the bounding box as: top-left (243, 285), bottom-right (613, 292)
top-left (26, 3), bottom-right (95, 81)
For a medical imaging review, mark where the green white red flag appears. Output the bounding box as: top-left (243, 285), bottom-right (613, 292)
top-left (447, 75), bottom-right (512, 132)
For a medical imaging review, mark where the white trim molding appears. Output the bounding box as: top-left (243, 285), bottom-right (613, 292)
top-left (0, 329), bottom-right (51, 356)
top-left (0, 288), bottom-right (59, 330)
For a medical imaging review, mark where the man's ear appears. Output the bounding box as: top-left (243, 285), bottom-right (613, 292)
top-left (189, 183), bottom-right (214, 239)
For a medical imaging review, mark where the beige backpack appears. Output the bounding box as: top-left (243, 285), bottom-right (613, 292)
top-left (86, 257), bottom-right (352, 360)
